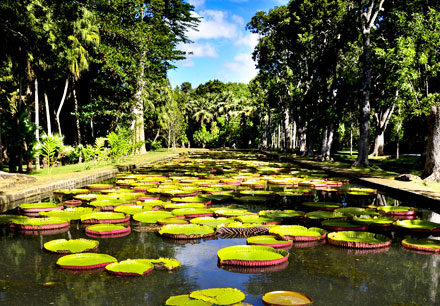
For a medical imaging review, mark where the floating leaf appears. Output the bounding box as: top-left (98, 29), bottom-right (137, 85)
top-left (262, 290), bottom-right (313, 306)
top-left (327, 231), bottom-right (392, 249)
top-left (105, 259), bottom-right (154, 276)
top-left (44, 239), bottom-right (99, 254)
top-left (165, 295), bottom-right (212, 306)
top-left (217, 245), bottom-right (288, 266)
top-left (56, 253), bottom-right (117, 270)
top-left (189, 288), bottom-right (246, 305)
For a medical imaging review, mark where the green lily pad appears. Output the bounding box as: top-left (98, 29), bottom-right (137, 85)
top-left (190, 217), bottom-right (233, 227)
top-left (165, 203), bottom-right (206, 210)
top-left (114, 205), bottom-right (151, 215)
top-left (302, 201), bottom-right (343, 210)
top-left (171, 208), bottom-right (213, 217)
top-left (44, 238), bottom-right (99, 254)
top-left (158, 224), bottom-right (215, 239)
top-left (305, 210), bottom-right (346, 220)
top-left (80, 212), bottom-right (129, 223)
top-left (401, 238), bottom-right (440, 253)
top-left (85, 223), bottom-right (130, 237)
top-left (10, 217), bottom-right (70, 230)
top-left (352, 215), bottom-right (395, 226)
top-left (262, 290), bottom-right (313, 306)
top-left (334, 207), bottom-right (377, 217)
top-left (165, 295), bottom-right (213, 306)
top-left (19, 202), bottom-right (63, 210)
top-left (105, 259), bottom-right (154, 276)
top-left (56, 253), bottom-right (117, 270)
top-left (378, 206), bottom-right (418, 215)
top-left (189, 288), bottom-right (246, 305)
top-left (327, 231), bottom-right (392, 248)
top-left (137, 258), bottom-right (181, 271)
top-left (39, 207), bottom-right (96, 220)
top-left (269, 225), bottom-right (326, 241)
top-left (259, 210), bottom-right (305, 219)
top-left (247, 235), bottom-right (292, 248)
top-left (0, 214), bottom-right (28, 225)
top-left (235, 215), bottom-right (281, 224)
top-left (217, 245), bottom-right (288, 266)
top-left (394, 220), bottom-right (440, 231)
top-left (133, 211), bottom-right (173, 223)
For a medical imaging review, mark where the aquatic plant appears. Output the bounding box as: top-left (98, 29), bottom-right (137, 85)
top-left (158, 224), bottom-right (215, 239)
top-left (56, 253), bottom-right (117, 270)
top-left (105, 259), bottom-right (154, 276)
top-left (217, 245), bottom-right (288, 267)
top-left (327, 231), bottom-right (392, 249)
top-left (44, 238), bottom-right (99, 254)
top-left (401, 238), bottom-right (440, 253)
top-left (262, 290), bottom-right (313, 306)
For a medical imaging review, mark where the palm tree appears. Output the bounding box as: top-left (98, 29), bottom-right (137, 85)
top-left (55, 7), bottom-right (99, 144)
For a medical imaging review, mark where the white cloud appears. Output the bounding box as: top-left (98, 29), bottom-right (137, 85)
top-left (231, 14), bottom-right (245, 27)
top-left (235, 32), bottom-right (259, 49)
top-left (180, 59), bottom-right (195, 67)
top-left (187, 10), bottom-right (239, 40)
top-left (180, 42), bottom-right (218, 58)
top-left (223, 53), bottom-right (258, 83)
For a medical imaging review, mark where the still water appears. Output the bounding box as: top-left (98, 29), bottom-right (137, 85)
top-left (1, 156), bottom-right (440, 305)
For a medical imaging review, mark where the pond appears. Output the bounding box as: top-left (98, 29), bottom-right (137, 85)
top-left (1, 151), bottom-right (439, 306)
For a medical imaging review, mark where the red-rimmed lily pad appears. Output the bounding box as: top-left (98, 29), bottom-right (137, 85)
top-left (247, 235), bottom-right (293, 249)
top-left (334, 207), bottom-right (378, 217)
top-left (269, 225), bottom-right (327, 242)
top-left (236, 215), bottom-right (281, 225)
top-left (64, 199), bottom-right (83, 207)
top-left (305, 210), bottom-right (346, 221)
top-left (138, 258), bottom-right (181, 271)
top-left (321, 220), bottom-right (369, 231)
top-left (133, 211), bottom-right (173, 223)
top-left (262, 290), bottom-right (313, 306)
top-left (217, 245), bottom-right (288, 267)
top-left (157, 217), bottom-right (189, 225)
top-left (327, 231), bottom-right (392, 249)
top-left (158, 224), bottom-right (216, 239)
top-left (105, 259), bottom-right (154, 276)
top-left (171, 208), bottom-right (214, 219)
top-left (352, 215), bottom-right (394, 227)
top-left (9, 217), bottom-right (70, 231)
top-left (85, 224), bottom-right (131, 238)
top-left (190, 288), bottom-right (246, 305)
top-left (56, 253), bottom-right (117, 270)
top-left (18, 202), bottom-right (64, 216)
top-left (401, 238), bottom-right (440, 253)
top-left (81, 212), bottom-right (130, 224)
top-left (170, 196), bottom-right (212, 206)
top-left (114, 205), bottom-right (150, 215)
top-left (393, 219), bottom-right (440, 234)
top-left (378, 206), bottom-right (418, 216)
top-left (259, 210), bottom-right (305, 219)
top-left (164, 203), bottom-right (206, 210)
top-left (86, 184), bottom-right (114, 191)
top-left (190, 217), bottom-right (233, 227)
top-left (39, 207), bottom-right (96, 220)
top-left (44, 238), bottom-right (99, 254)
top-left (302, 201), bottom-right (343, 211)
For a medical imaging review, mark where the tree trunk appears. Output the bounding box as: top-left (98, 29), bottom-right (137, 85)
top-left (355, 32), bottom-right (372, 167)
top-left (354, 0), bottom-right (385, 166)
top-left (56, 77), bottom-right (69, 135)
top-left (298, 124), bottom-right (307, 154)
top-left (35, 77), bottom-right (40, 170)
top-left (73, 87), bottom-right (82, 145)
top-left (422, 105), bottom-right (440, 182)
top-left (371, 101), bottom-right (395, 156)
top-left (283, 108), bottom-right (290, 151)
top-left (320, 126), bottom-right (329, 157)
top-left (0, 113), bottom-right (3, 169)
top-left (350, 124), bottom-right (353, 156)
top-left (44, 92), bottom-right (52, 136)
top-left (132, 56), bottom-right (147, 154)
top-left (304, 129), bottom-right (315, 157)
top-left (326, 124), bottom-right (334, 159)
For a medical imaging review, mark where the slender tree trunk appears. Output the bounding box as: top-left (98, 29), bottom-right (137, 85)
top-left (132, 56), bottom-right (147, 154)
top-left (56, 77), bottom-right (69, 135)
top-left (73, 87), bottom-right (82, 145)
top-left (350, 123), bottom-right (353, 156)
top-left (371, 102), bottom-right (395, 156)
top-left (354, 0), bottom-right (385, 167)
top-left (422, 105), bottom-right (440, 182)
top-left (277, 123), bottom-right (281, 149)
top-left (44, 92), bottom-right (52, 136)
top-left (35, 77), bottom-right (40, 170)
top-left (298, 124), bottom-right (307, 154)
top-left (320, 126), bottom-right (329, 157)
top-left (326, 124), bottom-right (334, 159)
top-left (283, 108), bottom-right (290, 151)
top-left (304, 129), bottom-right (314, 157)
top-left (90, 117), bottom-right (95, 139)
top-left (292, 120), bottom-right (297, 151)
top-left (266, 112), bottom-right (272, 149)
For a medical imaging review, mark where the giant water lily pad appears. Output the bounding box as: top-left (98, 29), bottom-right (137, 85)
top-left (305, 211), bottom-right (346, 221)
top-left (0, 214), bottom-right (28, 225)
top-left (334, 207), bottom-right (378, 217)
top-left (171, 208), bottom-right (214, 218)
top-left (259, 210), bottom-right (305, 219)
top-left (352, 215), bottom-right (394, 227)
top-left (393, 220), bottom-right (440, 233)
top-left (137, 258), bottom-right (181, 271)
top-left (302, 201), bottom-right (343, 211)
top-left (269, 225), bottom-right (327, 241)
top-left (189, 288), bottom-right (246, 305)
top-left (39, 207), bottom-right (96, 220)
top-left (378, 206), bottom-right (418, 215)
top-left (327, 231), bottom-right (392, 249)
top-left (133, 211), bottom-right (173, 223)
top-left (44, 238), bottom-right (99, 254)
top-left (114, 205), bottom-right (150, 215)
top-left (86, 184), bottom-right (114, 191)
top-left (85, 224), bottom-right (131, 237)
top-left (19, 202), bottom-right (64, 212)
top-left (81, 212), bottom-right (129, 224)
top-left (218, 245), bottom-right (288, 267)
top-left (262, 290), bottom-right (313, 306)
top-left (401, 238), bottom-right (440, 253)
top-left (247, 235), bottom-right (292, 248)
top-left (158, 224), bottom-right (215, 239)
top-left (56, 253), bottom-right (117, 270)
top-left (165, 203), bottom-right (206, 210)
top-left (215, 209), bottom-right (254, 218)
top-left (190, 217), bottom-right (233, 227)
top-left (236, 215), bottom-right (281, 225)
top-left (9, 217), bottom-right (70, 231)
top-left (321, 220), bottom-right (369, 231)
top-left (105, 259), bottom-right (154, 276)
top-left (157, 217), bottom-right (189, 225)
top-left (165, 295), bottom-right (213, 306)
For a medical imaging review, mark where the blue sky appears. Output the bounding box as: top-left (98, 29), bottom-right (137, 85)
top-left (167, 0), bottom-right (288, 89)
